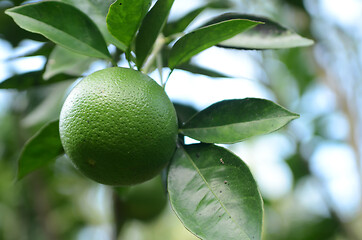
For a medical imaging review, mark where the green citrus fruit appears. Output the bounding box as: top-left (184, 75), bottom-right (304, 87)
top-left (59, 67), bottom-right (178, 186)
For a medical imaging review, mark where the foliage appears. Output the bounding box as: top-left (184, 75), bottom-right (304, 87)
top-left (3, 0), bottom-right (359, 240)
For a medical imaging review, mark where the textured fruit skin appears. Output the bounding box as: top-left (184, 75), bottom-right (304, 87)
top-left (59, 67), bottom-right (178, 186)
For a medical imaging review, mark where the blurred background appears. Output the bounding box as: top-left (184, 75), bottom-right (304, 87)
top-left (1, 0), bottom-right (362, 239)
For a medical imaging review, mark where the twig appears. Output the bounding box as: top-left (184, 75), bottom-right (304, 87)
top-left (142, 34), bottom-right (166, 74)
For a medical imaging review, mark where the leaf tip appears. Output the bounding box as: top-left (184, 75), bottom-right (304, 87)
top-left (303, 38), bottom-right (315, 46)
top-left (4, 8), bottom-right (15, 17)
top-left (15, 167), bottom-right (25, 182)
top-left (290, 112), bottom-right (300, 120)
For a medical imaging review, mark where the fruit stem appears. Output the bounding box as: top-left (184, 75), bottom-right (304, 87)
top-left (112, 191), bottom-right (127, 240)
top-left (125, 50), bottom-right (134, 69)
top-left (127, 59), bottom-right (133, 69)
top-left (111, 58), bottom-right (118, 67)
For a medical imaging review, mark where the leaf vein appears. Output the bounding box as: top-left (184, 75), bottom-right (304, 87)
top-left (181, 145), bottom-right (252, 240)
top-left (182, 115), bottom-right (297, 131)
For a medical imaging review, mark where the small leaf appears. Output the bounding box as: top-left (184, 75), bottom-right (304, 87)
top-left (5, 1), bottom-right (111, 59)
top-left (17, 120), bottom-right (64, 180)
top-left (106, 0), bottom-right (152, 51)
top-left (44, 45), bottom-right (95, 80)
top-left (204, 13), bottom-right (314, 49)
top-left (135, 0), bottom-right (175, 68)
top-left (180, 98), bottom-right (299, 144)
top-left (168, 19), bottom-right (259, 69)
top-left (168, 143), bottom-right (263, 240)
top-left (0, 71), bottom-right (76, 90)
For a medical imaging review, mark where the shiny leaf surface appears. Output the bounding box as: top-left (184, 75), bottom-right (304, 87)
top-left (106, 0), bottom-right (151, 50)
top-left (5, 1), bottom-right (111, 59)
top-left (180, 98), bottom-right (299, 143)
top-left (168, 19), bottom-right (259, 69)
top-left (61, 0), bottom-right (127, 51)
top-left (168, 143), bottom-right (263, 240)
top-left (204, 13), bottom-right (314, 49)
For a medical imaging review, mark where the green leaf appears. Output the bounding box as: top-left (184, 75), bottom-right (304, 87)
top-left (173, 102), bottom-right (198, 126)
top-left (276, 217), bottom-right (340, 240)
top-left (5, 1), bottom-right (111, 59)
top-left (17, 120), bottom-right (64, 180)
top-left (279, 48), bottom-right (315, 94)
top-left (44, 45), bottom-right (95, 80)
top-left (168, 143), bottom-right (263, 240)
top-left (106, 0), bottom-right (152, 51)
top-left (135, 0), bottom-right (175, 68)
top-left (61, 0), bottom-right (127, 51)
top-left (177, 62), bottom-right (231, 78)
top-left (206, 0), bottom-right (234, 9)
top-left (0, 71), bottom-right (76, 90)
top-left (163, 6), bottom-right (206, 37)
top-left (168, 19), bottom-right (259, 69)
top-left (204, 13), bottom-right (314, 50)
top-left (180, 98), bottom-right (299, 144)
top-left (0, 4), bottom-right (47, 47)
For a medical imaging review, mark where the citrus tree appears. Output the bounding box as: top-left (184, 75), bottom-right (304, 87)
top-left (2, 0), bottom-right (314, 239)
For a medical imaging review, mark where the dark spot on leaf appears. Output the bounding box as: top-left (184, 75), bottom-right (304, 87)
top-left (220, 190), bottom-right (222, 193)
top-left (119, 2), bottom-right (122, 5)
top-left (224, 180), bottom-right (228, 184)
top-left (196, 153), bottom-right (200, 158)
top-left (88, 159), bottom-right (96, 166)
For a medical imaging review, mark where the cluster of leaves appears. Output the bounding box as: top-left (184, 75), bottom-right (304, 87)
top-left (3, 0), bottom-right (313, 239)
